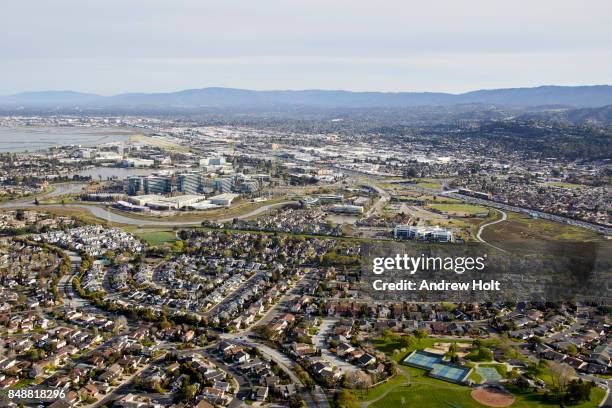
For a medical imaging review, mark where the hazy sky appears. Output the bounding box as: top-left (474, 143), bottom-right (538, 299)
top-left (1, 0), bottom-right (611, 95)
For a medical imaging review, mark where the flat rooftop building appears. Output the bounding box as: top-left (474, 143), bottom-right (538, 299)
top-left (128, 194), bottom-right (206, 209)
top-left (329, 204), bottom-right (364, 214)
top-left (394, 225), bottom-right (453, 243)
top-left (319, 194), bottom-right (343, 203)
top-left (209, 193), bottom-right (239, 207)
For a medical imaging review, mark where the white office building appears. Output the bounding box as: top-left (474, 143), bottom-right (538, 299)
top-left (394, 225), bottom-right (453, 243)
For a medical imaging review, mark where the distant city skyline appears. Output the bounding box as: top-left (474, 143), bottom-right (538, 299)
top-left (1, 0), bottom-right (611, 95)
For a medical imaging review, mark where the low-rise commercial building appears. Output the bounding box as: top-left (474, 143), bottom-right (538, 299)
top-left (329, 204), bottom-right (364, 214)
top-left (394, 225), bottom-right (453, 243)
top-left (209, 193), bottom-right (239, 207)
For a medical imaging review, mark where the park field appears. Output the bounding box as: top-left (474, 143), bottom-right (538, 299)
top-left (368, 377), bottom-right (483, 408)
top-left (353, 334), bottom-right (607, 408)
top-left (415, 179), bottom-right (443, 190)
top-left (129, 228), bottom-right (178, 246)
top-left (366, 378), bottom-right (604, 408)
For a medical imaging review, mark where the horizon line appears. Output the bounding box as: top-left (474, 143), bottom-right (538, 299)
top-left (4, 83), bottom-right (612, 98)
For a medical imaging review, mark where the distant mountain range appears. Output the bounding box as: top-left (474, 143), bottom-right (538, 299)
top-left (1, 85), bottom-right (612, 109)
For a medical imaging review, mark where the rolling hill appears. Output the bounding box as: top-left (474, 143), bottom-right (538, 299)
top-left (1, 85), bottom-right (611, 109)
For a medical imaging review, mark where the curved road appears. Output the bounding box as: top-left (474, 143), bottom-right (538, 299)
top-left (221, 334), bottom-right (329, 408)
top-left (0, 200), bottom-right (297, 226)
top-left (476, 209), bottom-right (508, 253)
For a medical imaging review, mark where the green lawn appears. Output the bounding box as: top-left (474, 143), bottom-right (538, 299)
top-left (352, 374), bottom-right (408, 402)
top-left (369, 382), bottom-right (484, 408)
top-left (367, 366), bottom-right (606, 408)
top-left (505, 384), bottom-right (606, 408)
top-left (418, 195), bottom-right (463, 204)
top-left (416, 180), bottom-right (443, 190)
top-left (13, 378), bottom-right (35, 388)
top-left (548, 182), bottom-right (587, 190)
top-left (386, 178), bottom-right (444, 190)
top-left (469, 369), bottom-right (483, 384)
top-left (428, 203), bottom-right (490, 216)
top-left (134, 230), bottom-right (177, 246)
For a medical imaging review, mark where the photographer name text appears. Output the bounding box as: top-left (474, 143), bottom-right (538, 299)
top-left (372, 279), bottom-right (500, 292)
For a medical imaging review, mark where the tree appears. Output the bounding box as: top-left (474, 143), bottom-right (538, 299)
top-left (414, 329), bottom-right (428, 341)
top-left (404, 167), bottom-right (417, 178)
top-left (528, 336), bottom-right (542, 350)
top-left (566, 379), bottom-right (593, 404)
top-left (176, 380), bottom-right (198, 402)
top-left (113, 316), bottom-right (128, 333)
top-left (344, 370), bottom-right (372, 390)
top-left (446, 343), bottom-right (459, 362)
top-left (104, 251), bottom-right (117, 266)
top-left (336, 389), bottom-right (359, 408)
top-left (549, 361), bottom-right (575, 402)
top-left (526, 362), bottom-right (543, 378)
top-left (514, 375), bottom-right (530, 391)
top-left (172, 240), bottom-right (185, 252)
top-left (477, 347), bottom-right (493, 361)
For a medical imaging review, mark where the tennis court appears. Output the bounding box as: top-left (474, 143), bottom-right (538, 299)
top-left (476, 366), bottom-right (503, 382)
top-left (430, 363), bottom-right (472, 382)
top-left (404, 350), bottom-right (472, 384)
top-left (403, 350), bottom-right (443, 369)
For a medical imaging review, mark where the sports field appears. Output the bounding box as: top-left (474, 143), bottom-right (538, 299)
top-left (404, 350), bottom-right (472, 383)
top-left (403, 350), bottom-right (442, 369)
top-left (430, 362), bottom-right (471, 383)
top-left (471, 386), bottom-right (515, 407)
top-left (475, 366), bottom-right (503, 382)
